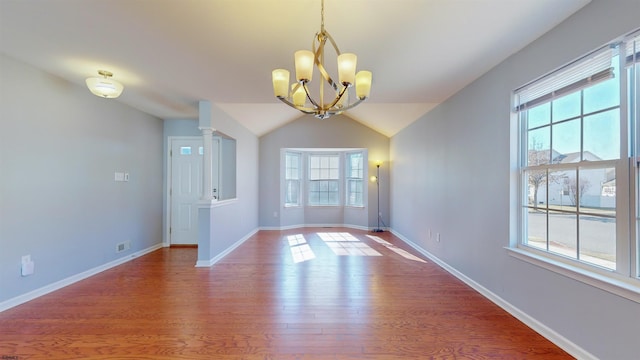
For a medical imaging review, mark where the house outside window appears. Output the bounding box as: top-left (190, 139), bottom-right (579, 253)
top-left (512, 29), bottom-right (639, 299)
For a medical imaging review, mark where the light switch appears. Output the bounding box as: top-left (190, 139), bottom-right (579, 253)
top-left (21, 255), bottom-right (34, 276)
top-left (114, 172), bottom-right (125, 182)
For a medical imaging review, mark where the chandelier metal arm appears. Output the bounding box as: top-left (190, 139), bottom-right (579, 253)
top-left (275, 96), bottom-right (319, 115)
top-left (328, 96), bottom-right (366, 113)
top-left (301, 82), bottom-right (321, 109)
top-left (313, 31), bottom-right (341, 92)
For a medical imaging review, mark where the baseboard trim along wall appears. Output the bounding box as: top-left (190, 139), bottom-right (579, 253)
top-left (195, 228), bottom-right (259, 267)
top-left (389, 229), bottom-right (597, 360)
top-left (259, 224), bottom-right (370, 231)
top-left (0, 243), bottom-right (164, 313)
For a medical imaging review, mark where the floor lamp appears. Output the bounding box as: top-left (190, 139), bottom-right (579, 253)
top-left (372, 162), bottom-right (383, 232)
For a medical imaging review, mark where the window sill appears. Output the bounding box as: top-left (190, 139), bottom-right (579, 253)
top-left (506, 246), bottom-right (640, 303)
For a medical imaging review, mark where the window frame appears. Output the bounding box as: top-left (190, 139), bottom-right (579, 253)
top-left (509, 29), bottom-right (640, 303)
top-left (345, 151), bottom-right (365, 208)
top-left (284, 151), bottom-right (302, 207)
top-left (307, 153), bottom-right (341, 207)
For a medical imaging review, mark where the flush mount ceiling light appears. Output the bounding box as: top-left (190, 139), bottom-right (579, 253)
top-left (86, 70), bottom-right (124, 99)
top-left (271, 0), bottom-right (372, 119)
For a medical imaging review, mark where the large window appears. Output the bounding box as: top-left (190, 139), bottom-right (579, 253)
top-left (285, 151), bottom-right (301, 207)
top-left (308, 154), bottom-right (340, 206)
top-left (282, 149), bottom-right (367, 208)
top-left (513, 29), bottom-right (639, 299)
top-left (346, 152), bottom-right (364, 207)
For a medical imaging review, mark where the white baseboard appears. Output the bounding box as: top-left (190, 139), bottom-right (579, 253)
top-left (195, 228), bottom-right (259, 267)
top-left (259, 223), bottom-right (371, 231)
top-left (0, 243), bottom-right (164, 313)
top-left (389, 229), bottom-right (597, 360)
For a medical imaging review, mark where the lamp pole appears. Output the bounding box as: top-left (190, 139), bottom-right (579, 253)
top-left (373, 163), bottom-right (383, 232)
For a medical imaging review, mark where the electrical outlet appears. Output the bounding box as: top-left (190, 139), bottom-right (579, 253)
top-left (116, 241), bottom-right (131, 253)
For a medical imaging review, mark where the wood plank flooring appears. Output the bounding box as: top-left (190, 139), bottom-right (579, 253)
top-left (0, 228), bottom-right (572, 359)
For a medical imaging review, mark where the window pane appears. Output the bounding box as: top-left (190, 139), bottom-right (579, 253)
top-left (528, 128), bottom-right (550, 166)
top-left (549, 170), bottom-right (573, 210)
top-left (579, 215), bottom-right (616, 270)
top-left (527, 170), bottom-right (548, 208)
top-left (180, 146), bottom-right (192, 155)
top-left (548, 210), bottom-right (577, 259)
top-left (583, 109), bottom-right (620, 160)
top-left (583, 76), bottom-right (620, 114)
top-left (552, 119), bottom-right (580, 163)
top-left (552, 91), bottom-right (581, 122)
top-left (309, 191), bottom-right (319, 204)
top-left (329, 191), bottom-right (339, 205)
top-left (286, 180), bottom-right (299, 206)
top-left (526, 207), bottom-right (547, 251)
top-left (527, 103), bottom-right (550, 129)
top-left (579, 167), bottom-right (616, 216)
top-left (347, 179), bottom-right (363, 206)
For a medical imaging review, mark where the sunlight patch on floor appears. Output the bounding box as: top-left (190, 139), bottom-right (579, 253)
top-left (318, 232), bottom-right (382, 256)
top-left (287, 234), bottom-right (316, 263)
top-left (367, 235), bottom-right (427, 263)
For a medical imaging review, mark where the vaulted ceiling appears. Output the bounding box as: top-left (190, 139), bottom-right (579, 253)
top-left (0, 0), bottom-right (591, 137)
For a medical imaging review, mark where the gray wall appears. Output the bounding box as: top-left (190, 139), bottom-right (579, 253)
top-left (259, 115), bottom-right (389, 229)
top-left (0, 54), bottom-right (163, 304)
top-left (389, 0), bottom-right (639, 358)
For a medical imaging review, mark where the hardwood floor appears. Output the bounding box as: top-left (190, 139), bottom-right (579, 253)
top-left (0, 228), bottom-right (572, 359)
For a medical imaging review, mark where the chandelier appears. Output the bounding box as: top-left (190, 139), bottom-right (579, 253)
top-left (271, 0), bottom-right (372, 119)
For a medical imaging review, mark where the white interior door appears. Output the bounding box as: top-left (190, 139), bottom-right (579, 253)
top-left (170, 138), bottom-right (203, 245)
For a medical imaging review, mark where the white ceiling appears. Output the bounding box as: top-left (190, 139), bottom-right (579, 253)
top-left (0, 0), bottom-right (590, 137)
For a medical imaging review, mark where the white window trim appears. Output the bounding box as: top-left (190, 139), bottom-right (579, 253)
top-left (506, 246), bottom-right (640, 303)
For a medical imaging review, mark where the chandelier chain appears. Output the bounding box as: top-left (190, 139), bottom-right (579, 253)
top-left (320, 0), bottom-right (325, 32)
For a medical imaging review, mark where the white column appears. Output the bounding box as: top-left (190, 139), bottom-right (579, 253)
top-left (199, 127), bottom-right (214, 201)
top-left (198, 101), bottom-right (215, 202)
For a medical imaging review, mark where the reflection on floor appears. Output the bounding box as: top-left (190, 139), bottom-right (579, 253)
top-left (318, 232), bottom-right (382, 257)
top-left (367, 234), bottom-right (427, 263)
top-left (286, 234), bottom-right (316, 263)
top-left (287, 231), bottom-right (428, 264)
